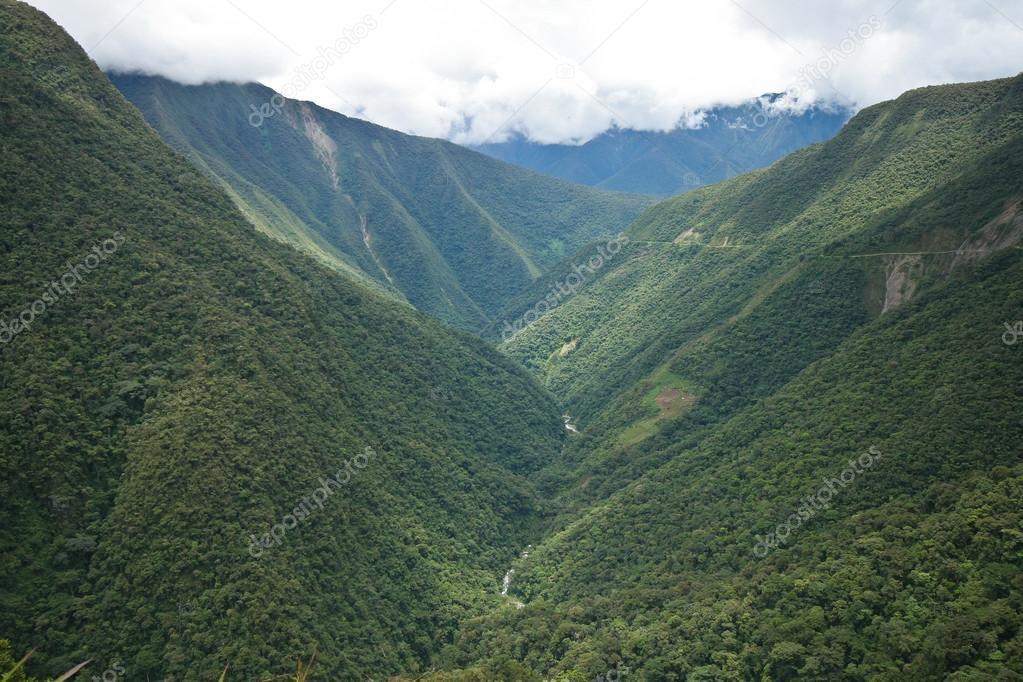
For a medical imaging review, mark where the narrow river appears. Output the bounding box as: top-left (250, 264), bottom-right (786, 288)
top-left (500, 545), bottom-right (531, 609)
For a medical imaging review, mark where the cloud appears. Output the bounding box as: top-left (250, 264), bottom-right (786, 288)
top-left (28, 0), bottom-right (1023, 144)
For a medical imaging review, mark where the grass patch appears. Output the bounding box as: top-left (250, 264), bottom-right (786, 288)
top-left (617, 366), bottom-right (697, 447)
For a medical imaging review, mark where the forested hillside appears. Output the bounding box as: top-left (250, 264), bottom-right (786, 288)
top-left (3, 0), bottom-right (1022, 679)
top-left (0, 2), bottom-right (564, 679)
top-left (499, 74), bottom-right (1023, 506)
top-left (110, 74), bottom-right (654, 330)
top-left (422, 76), bottom-right (1023, 679)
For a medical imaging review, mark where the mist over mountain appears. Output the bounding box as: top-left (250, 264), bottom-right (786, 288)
top-left (2, 0), bottom-right (1021, 680)
top-left (475, 98), bottom-right (851, 195)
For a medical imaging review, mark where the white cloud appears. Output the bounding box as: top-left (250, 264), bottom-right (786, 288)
top-left (27, 0), bottom-right (1023, 144)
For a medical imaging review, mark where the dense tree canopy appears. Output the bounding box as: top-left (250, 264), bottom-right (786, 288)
top-left (1, 1), bottom-right (1021, 679)
top-left (0, 2), bottom-right (564, 678)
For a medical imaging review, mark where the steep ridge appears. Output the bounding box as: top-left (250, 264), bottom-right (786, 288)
top-left (110, 74), bottom-right (655, 330)
top-left (498, 74), bottom-right (1023, 505)
top-left (475, 97), bottom-right (850, 196)
top-left (4, 1), bottom-right (1022, 679)
top-left (0, 2), bottom-right (563, 679)
top-left (419, 76), bottom-right (1023, 679)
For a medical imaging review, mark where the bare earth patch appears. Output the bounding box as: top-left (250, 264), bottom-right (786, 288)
top-left (655, 387), bottom-right (696, 418)
top-left (950, 198), bottom-right (1023, 270)
top-left (656, 387), bottom-right (681, 414)
top-left (882, 254), bottom-right (922, 313)
top-left (673, 227), bottom-right (699, 244)
top-left (618, 384), bottom-right (697, 447)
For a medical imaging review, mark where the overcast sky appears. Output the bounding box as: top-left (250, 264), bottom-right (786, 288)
top-left (28, 0), bottom-right (1023, 144)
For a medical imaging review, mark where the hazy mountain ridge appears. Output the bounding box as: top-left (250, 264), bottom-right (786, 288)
top-left (475, 98), bottom-right (851, 196)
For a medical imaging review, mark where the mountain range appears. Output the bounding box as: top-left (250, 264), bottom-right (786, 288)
top-left (109, 74), bottom-right (654, 331)
top-left (1, 1), bottom-right (1021, 680)
top-left (475, 98), bottom-right (851, 196)
top-left (457, 71), bottom-right (1023, 680)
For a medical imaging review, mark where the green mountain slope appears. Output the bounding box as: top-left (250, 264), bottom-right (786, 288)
top-left (5, 1), bottom-right (1022, 679)
top-left (499, 74), bottom-right (1023, 503)
top-left (109, 74), bottom-right (655, 331)
top-left (0, 2), bottom-right (564, 679)
top-left (422, 76), bottom-right (1023, 679)
top-left (441, 249), bottom-right (1023, 681)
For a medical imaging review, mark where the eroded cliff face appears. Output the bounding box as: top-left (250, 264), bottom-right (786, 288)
top-left (882, 254), bottom-right (924, 313)
top-left (949, 198), bottom-right (1023, 270)
top-left (295, 102), bottom-right (340, 190)
top-left (882, 198), bottom-right (1022, 313)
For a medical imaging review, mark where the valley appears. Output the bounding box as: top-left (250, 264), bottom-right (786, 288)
top-left (437, 73), bottom-right (1023, 680)
top-left (1, 1), bottom-right (1021, 680)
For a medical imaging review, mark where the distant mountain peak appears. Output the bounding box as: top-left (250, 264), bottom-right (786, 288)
top-left (476, 97), bottom-right (852, 195)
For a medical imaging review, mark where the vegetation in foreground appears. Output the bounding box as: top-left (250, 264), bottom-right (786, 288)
top-left (2, 0), bottom-right (1021, 679)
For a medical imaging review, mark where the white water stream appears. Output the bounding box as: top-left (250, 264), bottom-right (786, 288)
top-left (563, 414), bottom-right (579, 433)
top-left (500, 545), bottom-right (531, 609)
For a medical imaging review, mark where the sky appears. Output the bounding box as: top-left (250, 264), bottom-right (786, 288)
top-left (28, 0), bottom-right (1023, 145)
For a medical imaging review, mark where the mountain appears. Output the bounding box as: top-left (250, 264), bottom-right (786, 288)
top-left (475, 98), bottom-right (850, 196)
top-left (4, 0), bottom-right (1022, 679)
top-left (427, 76), bottom-right (1023, 678)
top-left (108, 74), bottom-right (655, 331)
top-left (0, 2), bottom-right (566, 679)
